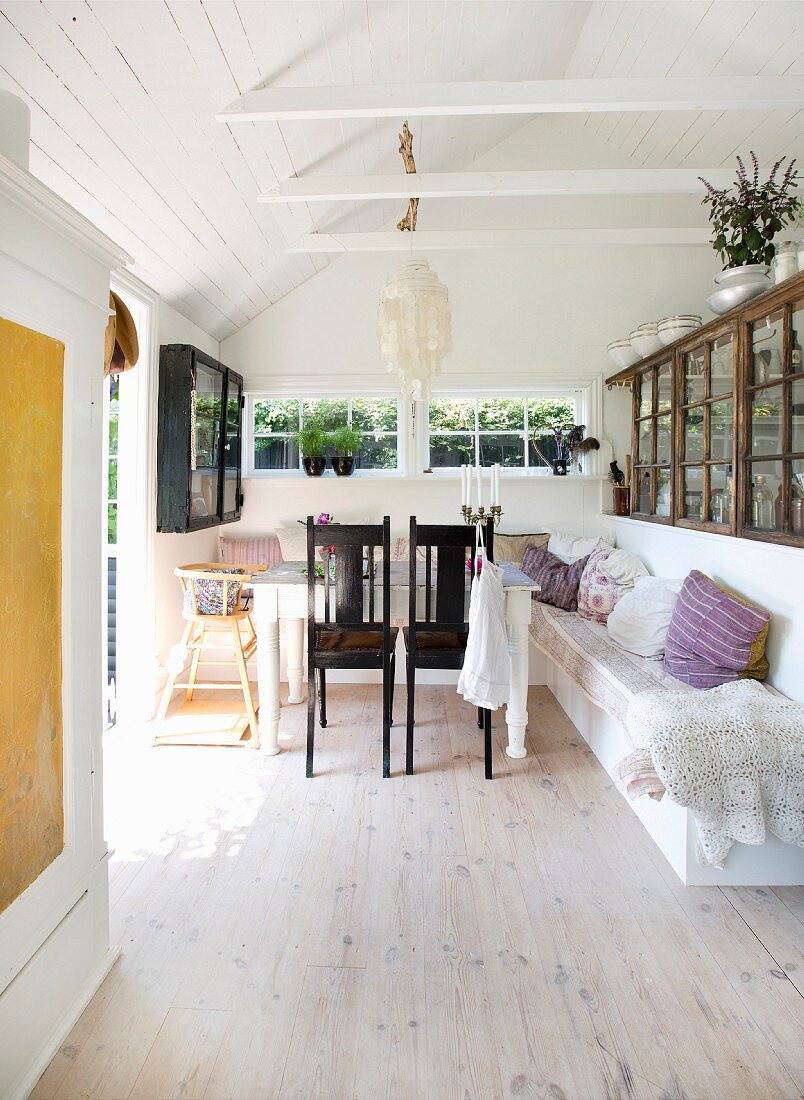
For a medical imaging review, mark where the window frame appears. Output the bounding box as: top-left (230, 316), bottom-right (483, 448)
top-left (424, 392), bottom-right (581, 476)
top-left (244, 392), bottom-right (403, 477)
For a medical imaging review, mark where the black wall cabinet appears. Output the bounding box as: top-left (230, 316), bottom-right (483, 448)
top-left (157, 344), bottom-right (244, 533)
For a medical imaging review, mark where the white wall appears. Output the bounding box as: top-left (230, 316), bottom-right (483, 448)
top-left (0, 148), bottom-right (127, 1099)
top-left (601, 516), bottom-right (804, 705)
top-left (153, 303), bottom-right (228, 666)
top-left (222, 245), bottom-right (717, 393)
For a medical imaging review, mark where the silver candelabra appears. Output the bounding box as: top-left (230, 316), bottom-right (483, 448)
top-left (460, 504), bottom-right (503, 526)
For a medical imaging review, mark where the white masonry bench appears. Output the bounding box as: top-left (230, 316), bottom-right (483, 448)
top-left (528, 601), bottom-right (803, 886)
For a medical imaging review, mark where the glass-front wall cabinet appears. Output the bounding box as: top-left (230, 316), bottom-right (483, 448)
top-left (632, 359), bottom-right (673, 521)
top-left (157, 345), bottom-right (244, 533)
top-left (622, 271), bottom-right (804, 549)
top-left (677, 327), bottom-right (736, 532)
top-left (743, 301), bottom-right (804, 541)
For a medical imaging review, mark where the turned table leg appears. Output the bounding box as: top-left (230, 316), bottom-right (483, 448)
top-left (505, 590), bottom-right (531, 759)
top-left (253, 587), bottom-right (281, 755)
top-left (284, 616), bottom-right (305, 704)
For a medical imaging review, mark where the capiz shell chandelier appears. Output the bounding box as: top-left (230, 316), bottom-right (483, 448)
top-left (377, 258), bottom-right (452, 400)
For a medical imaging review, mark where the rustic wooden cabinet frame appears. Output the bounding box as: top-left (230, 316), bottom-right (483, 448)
top-left (606, 271), bottom-right (804, 550)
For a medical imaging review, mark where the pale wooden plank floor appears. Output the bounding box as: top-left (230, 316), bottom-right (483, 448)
top-left (31, 686), bottom-right (804, 1100)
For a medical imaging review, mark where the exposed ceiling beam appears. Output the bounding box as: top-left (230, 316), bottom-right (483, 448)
top-left (286, 228), bottom-right (712, 253)
top-left (260, 169), bottom-right (731, 204)
top-left (219, 76), bottom-right (804, 122)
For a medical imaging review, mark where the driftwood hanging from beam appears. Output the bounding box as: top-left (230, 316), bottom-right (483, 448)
top-left (396, 121), bottom-right (418, 232)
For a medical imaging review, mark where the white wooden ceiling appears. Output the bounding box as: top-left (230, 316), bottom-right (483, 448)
top-left (1, 1), bottom-right (802, 340)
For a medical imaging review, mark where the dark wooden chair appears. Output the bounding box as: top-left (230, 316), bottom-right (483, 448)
top-left (403, 518), bottom-right (495, 779)
top-left (306, 516), bottom-right (397, 778)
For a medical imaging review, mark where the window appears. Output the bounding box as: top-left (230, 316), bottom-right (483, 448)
top-left (427, 396), bottom-right (576, 470)
top-left (632, 359), bottom-right (673, 520)
top-left (250, 395), bottom-right (400, 473)
top-left (107, 374), bottom-right (119, 545)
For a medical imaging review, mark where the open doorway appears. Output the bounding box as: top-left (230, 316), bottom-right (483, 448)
top-left (102, 275), bottom-right (159, 732)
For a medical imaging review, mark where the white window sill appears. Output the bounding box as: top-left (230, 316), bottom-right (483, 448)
top-left (243, 473), bottom-right (609, 483)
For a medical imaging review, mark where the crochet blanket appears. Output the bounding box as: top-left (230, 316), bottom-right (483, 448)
top-left (625, 680), bottom-right (804, 868)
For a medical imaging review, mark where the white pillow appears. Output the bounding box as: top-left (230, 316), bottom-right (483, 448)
top-left (600, 548), bottom-right (649, 586)
top-left (274, 524), bottom-right (308, 561)
top-left (606, 576), bottom-right (683, 658)
top-left (547, 530), bottom-right (614, 564)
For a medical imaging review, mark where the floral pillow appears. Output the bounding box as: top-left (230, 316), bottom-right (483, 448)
top-left (521, 545), bottom-right (590, 612)
top-left (577, 547), bottom-right (623, 624)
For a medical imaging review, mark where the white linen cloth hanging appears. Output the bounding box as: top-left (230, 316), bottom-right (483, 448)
top-left (457, 524), bottom-right (510, 710)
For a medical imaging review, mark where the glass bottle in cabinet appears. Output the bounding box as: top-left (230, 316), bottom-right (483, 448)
top-left (751, 475), bottom-right (774, 529)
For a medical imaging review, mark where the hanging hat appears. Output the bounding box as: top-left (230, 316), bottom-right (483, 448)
top-left (104, 291), bottom-right (139, 377)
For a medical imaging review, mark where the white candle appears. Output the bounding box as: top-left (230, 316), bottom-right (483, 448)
top-left (492, 463), bottom-right (500, 506)
top-left (475, 463), bottom-right (483, 510)
top-left (461, 465), bottom-right (469, 507)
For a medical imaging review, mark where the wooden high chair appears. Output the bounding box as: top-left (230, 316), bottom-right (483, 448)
top-left (154, 562), bottom-right (266, 747)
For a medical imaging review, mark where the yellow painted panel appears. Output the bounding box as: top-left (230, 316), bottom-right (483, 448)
top-left (0, 316), bottom-right (65, 913)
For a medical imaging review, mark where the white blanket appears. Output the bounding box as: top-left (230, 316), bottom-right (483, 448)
top-left (626, 680), bottom-right (804, 868)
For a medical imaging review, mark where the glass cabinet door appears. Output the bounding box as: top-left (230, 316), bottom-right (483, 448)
top-left (190, 361), bottom-right (224, 523)
top-left (743, 300), bottom-right (804, 537)
top-left (222, 370), bottom-right (243, 521)
top-left (677, 328), bottom-right (736, 531)
top-left (632, 359), bottom-right (673, 519)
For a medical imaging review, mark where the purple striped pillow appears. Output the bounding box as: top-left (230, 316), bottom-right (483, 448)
top-left (521, 546), bottom-right (590, 612)
top-left (663, 570), bottom-right (770, 689)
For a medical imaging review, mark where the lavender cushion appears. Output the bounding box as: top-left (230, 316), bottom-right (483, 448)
top-left (663, 570), bottom-right (770, 688)
top-left (521, 546), bottom-right (590, 612)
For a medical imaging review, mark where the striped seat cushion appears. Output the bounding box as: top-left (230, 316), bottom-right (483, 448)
top-left (219, 534), bottom-right (283, 568)
top-left (663, 570), bottom-right (770, 689)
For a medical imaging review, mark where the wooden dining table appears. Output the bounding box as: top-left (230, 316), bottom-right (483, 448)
top-left (250, 559), bottom-right (539, 760)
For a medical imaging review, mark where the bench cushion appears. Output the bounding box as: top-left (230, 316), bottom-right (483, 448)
top-left (529, 601), bottom-right (692, 731)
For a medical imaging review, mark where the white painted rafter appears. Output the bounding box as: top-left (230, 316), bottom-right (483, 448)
top-left (286, 228), bottom-right (712, 253)
top-left (260, 169), bottom-right (731, 204)
top-left (219, 76), bottom-right (804, 123)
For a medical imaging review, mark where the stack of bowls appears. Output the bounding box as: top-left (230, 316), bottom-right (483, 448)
top-left (607, 339), bottom-right (641, 369)
top-left (657, 315), bottom-right (702, 345)
top-left (629, 322), bottom-right (664, 358)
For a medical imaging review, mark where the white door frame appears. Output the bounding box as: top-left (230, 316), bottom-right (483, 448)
top-left (109, 271), bottom-right (160, 723)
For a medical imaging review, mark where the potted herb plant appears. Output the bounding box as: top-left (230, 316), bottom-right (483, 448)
top-left (700, 153), bottom-right (801, 314)
top-left (329, 425), bottom-right (362, 476)
top-left (295, 423), bottom-right (331, 476)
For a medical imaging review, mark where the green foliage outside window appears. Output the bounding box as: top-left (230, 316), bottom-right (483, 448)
top-left (253, 395), bottom-right (399, 471)
top-left (428, 396), bottom-right (576, 469)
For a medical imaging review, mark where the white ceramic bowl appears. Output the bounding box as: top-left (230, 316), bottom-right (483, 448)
top-left (657, 321), bottom-right (702, 345)
top-left (607, 340), bottom-right (641, 369)
top-left (629, 328), bottom-right (664, 357)
top-left (659, 315), bottom-right (702, 325)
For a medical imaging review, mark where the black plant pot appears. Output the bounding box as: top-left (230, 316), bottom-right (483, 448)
top-left (302, 456), bottom-right (327, 477)
top-left (552, 459), bottom-right (568, 476)
top-left (331, 456), bottom-right (355, 477)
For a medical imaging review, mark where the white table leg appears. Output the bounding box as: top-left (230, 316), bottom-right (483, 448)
top-left (284, 617), bottom-right (305, 704)
top-left (254, 587), bottom-right (281, 755)
top-left (505, 590), bottom-right (531, 759)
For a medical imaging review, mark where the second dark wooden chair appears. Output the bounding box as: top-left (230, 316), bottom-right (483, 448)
top-left (403, 518), bottom-right (495, 778)
top-left (306, 516), bottom-right (397, 778)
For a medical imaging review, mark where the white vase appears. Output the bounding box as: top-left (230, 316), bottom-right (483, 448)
top-left (706, 264), bottom-right (771, 316)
